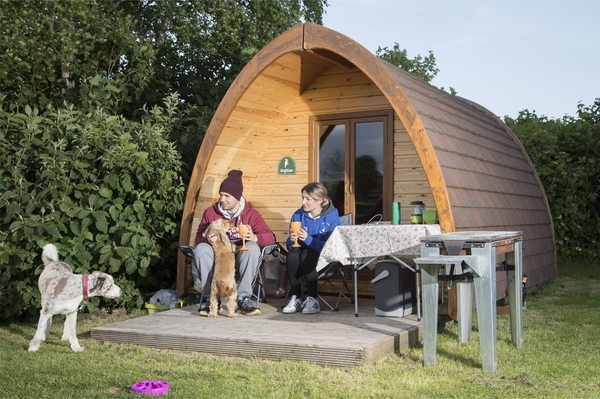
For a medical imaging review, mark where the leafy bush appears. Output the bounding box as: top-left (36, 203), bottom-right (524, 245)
top-left (0, 93), bottom-right (189, 320)
top-left (505, 99), bottom-right (600, 259)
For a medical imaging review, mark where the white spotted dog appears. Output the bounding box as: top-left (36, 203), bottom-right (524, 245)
top-left (28, 244), bottom-right (122, 352)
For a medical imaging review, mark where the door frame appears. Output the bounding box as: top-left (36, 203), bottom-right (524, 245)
top-left (309, 109), bottom-right (394, 221)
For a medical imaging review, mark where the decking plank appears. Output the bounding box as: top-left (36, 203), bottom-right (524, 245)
top-left (91, 298), bottom-right (422, 367)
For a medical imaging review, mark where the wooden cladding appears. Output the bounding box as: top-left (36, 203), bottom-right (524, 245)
top-left (393, 114), bottom-right (436, 224)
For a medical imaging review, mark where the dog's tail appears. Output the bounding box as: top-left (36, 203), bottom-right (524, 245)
top-left (41, 244), bottom-right (59, 266)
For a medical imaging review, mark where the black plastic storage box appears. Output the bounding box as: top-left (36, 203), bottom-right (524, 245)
top-left (371, 261), bottom-right (416, 317)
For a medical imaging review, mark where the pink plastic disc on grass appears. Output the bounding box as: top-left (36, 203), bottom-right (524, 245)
top-left (131, 381), bottom-right (169, 396)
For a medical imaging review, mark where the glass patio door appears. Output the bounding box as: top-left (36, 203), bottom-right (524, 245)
top-left (312, 111), bottom-right (393, 224)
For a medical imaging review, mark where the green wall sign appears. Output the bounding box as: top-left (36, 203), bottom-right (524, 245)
top-left (278, 156), bottom-right (296, 175)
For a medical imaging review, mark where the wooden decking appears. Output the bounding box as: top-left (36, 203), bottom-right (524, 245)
top-left (91, 297), bottom-right (423, 367)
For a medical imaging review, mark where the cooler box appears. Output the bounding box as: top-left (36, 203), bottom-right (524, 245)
top-left (371, 261), bottom-right (416, 317)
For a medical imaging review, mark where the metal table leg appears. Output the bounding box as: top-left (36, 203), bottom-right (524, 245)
top-left (457, 281), bottom-right (473, 343)
top-left (421, 263), bottom-right (440, 366)
top-left (506, 241), bottom-right (523, 349)
top-left (416, 265), bottom-right (421, 321)
top-left (471, 245), bottom-right (497, 372)
top-left (353, 259), bottom-right (358, 317)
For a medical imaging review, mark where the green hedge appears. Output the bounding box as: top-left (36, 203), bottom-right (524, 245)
top-left (0, 94), bottom-right (188, 320)
top-left (505, 99), bottom-right (600, 259)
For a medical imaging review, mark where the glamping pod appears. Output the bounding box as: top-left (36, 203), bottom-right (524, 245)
top-left (177, 22), bottom-right (556, 299)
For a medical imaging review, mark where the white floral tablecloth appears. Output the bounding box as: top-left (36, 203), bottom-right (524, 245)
top-left (316, 224), bottom-right (442, 271)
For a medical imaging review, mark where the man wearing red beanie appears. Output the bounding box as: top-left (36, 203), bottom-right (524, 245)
top-left (193, 170), bottom-right (275, 316)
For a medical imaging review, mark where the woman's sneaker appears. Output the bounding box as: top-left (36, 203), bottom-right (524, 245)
top-left (282, 295), bottom-right (303, 314)
top-left (302, 296), bottom-right (320, 314)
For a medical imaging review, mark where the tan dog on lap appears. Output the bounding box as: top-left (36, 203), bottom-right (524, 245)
top-left (203, 219), bottom-right (238, 318)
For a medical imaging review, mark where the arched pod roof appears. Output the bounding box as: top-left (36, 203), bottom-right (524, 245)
top-left (178, 22), bottom-right (556, 294)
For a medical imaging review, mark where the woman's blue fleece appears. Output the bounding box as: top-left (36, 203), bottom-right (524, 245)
top-left (286, 198), bottom-right (340, 253)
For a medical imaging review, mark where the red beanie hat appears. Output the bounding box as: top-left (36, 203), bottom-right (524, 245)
top-left (219, 170), bottom-right (244, 200)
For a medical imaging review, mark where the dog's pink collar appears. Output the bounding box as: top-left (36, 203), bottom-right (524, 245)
top-left (83, 274), bottom-right (89, 303)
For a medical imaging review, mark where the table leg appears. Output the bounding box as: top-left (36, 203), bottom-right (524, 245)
top-left (416, 265), bottom-right (421, 322)
top-left (457, 281), bottom-right (473, 343)
top-left (506, 242), bottom-right (523, 349)
top-left (471, 245), bottom-right (497, 372)
top-left (421, 263), bottom-right (440, 366)
top-left (353, 259), bottom-right (358, 317)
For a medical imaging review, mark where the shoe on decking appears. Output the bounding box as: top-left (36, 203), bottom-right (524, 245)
top-left (302, 296), bottom-right (320, 314)
top-left (237, 297), bottom-right (261, 316)
top-left (198, 300), bottom-right (222, 316)
top-left (282, 295), bottom-right (303, 314)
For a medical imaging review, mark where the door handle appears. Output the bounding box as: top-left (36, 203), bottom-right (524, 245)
top-left (349, 180), bottom-right (353, 194)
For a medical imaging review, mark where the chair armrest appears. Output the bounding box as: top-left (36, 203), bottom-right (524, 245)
top-left (276, 243), bottom-right (288, 256)
top-left (260, 243), bottom-right (279, 257)
top-left (261, 243), bottom-right (288, 263)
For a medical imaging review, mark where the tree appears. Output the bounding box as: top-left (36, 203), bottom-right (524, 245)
top-left (1, 0), bottom-right (329, 180)
top-left (0, 0), bottom-right (329, 115)
top-left (376, 42), bottom-right (456, 94)
top-left (355, 154), bottom-right (382, 203)
top-left (0, 1), bottom-right (155, 113)
top-left (119, 0), bottom-right (329, 113)
top-left (321, 147), bottom-right (345, 196)
top-left (505, 99), bottom-right (600, 259)
top-left (376, 43), bottom-right (439, 82)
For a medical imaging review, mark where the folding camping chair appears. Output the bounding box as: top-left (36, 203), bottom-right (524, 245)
top-left (178, 242), bottom-right (277, 309)
top-left (280, 213), bottom-right (354, 311)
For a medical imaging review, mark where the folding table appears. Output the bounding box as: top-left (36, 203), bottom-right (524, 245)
top-left (316, 224), bottom-right (442, 317)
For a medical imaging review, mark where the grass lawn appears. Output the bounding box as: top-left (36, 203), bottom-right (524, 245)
top-left (1, 258), bottom-right (599, 398)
